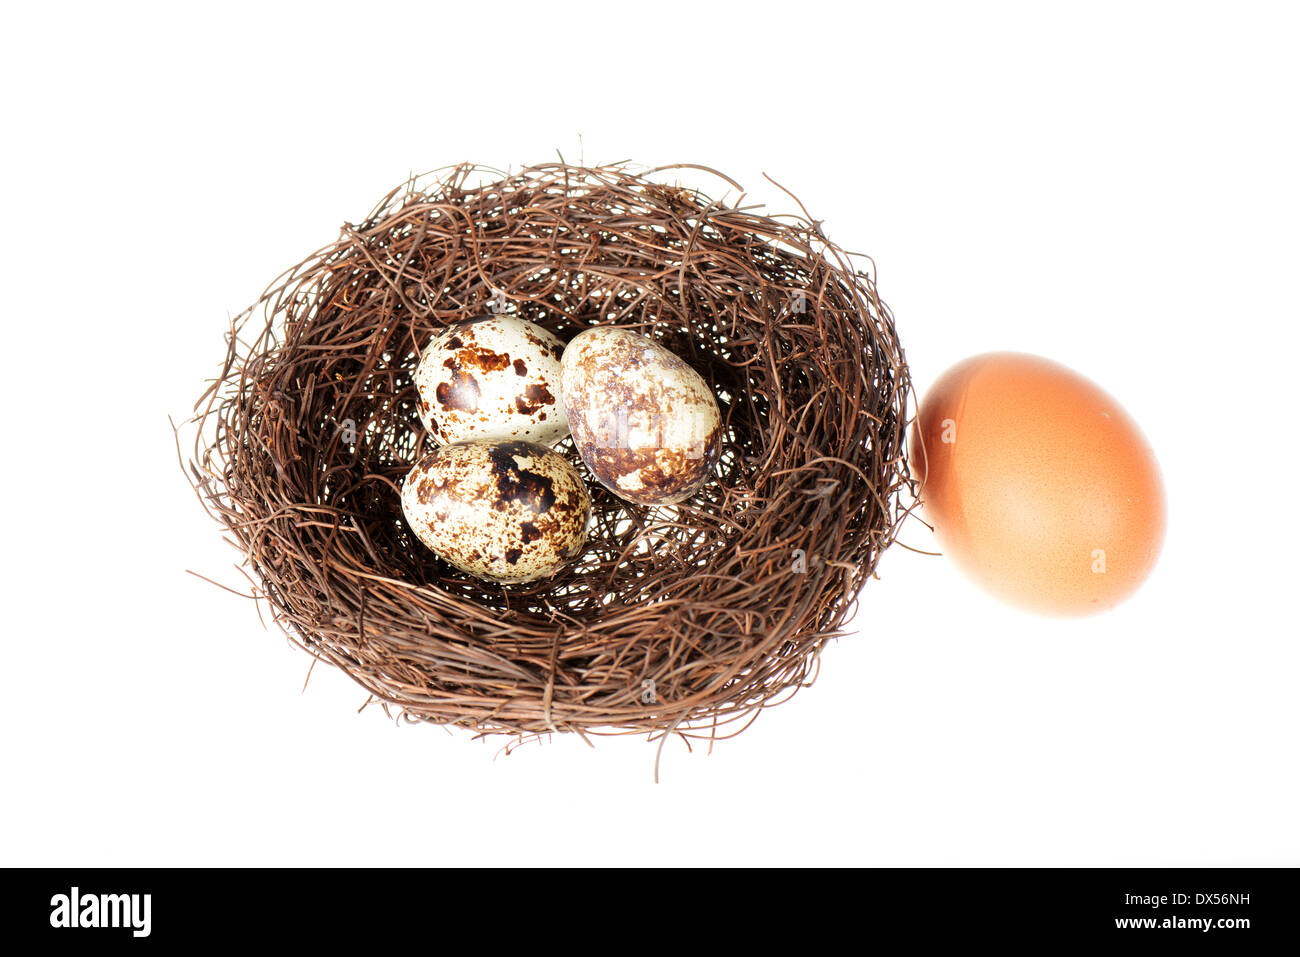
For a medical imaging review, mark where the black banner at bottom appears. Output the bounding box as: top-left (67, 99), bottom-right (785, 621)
top-left (8, 867), bottom-right (1296, 947)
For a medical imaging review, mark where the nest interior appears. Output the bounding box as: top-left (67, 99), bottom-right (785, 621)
top-left (187, 162), bottom-right (911, 744)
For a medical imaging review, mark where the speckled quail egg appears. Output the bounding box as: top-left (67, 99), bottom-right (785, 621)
top-left (560, 327), bottom-right (722, 506)
top-left (414, 315), bottom-right (568, 446)
top-left (401, 438), bottom-right (590, 584)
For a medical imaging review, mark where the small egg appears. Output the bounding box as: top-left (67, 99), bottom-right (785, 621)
top-left (401, 439), bottom-right (590, 584)
top-left (414, 315), bottom-right (568, 446)
top-left (560, 327), bottom-right (721, 506)
top-left (911, 352), bottom-right (1166, 617)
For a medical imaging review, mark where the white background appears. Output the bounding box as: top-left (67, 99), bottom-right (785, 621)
top-left (1, 1), bottom-right (1296, 866)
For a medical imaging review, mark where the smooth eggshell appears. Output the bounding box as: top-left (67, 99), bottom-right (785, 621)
top-left (414, 316), bottom-right (568, 446)
top-left (560, 327), bottom-right (721, 506)
top-left (910, 352), bottom-right (1165, 617)
top-left (401, 439), bottom-right (590, 584)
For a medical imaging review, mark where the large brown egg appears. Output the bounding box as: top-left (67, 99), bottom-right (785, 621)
top-left (910, 352), bottom-right (1165, 617)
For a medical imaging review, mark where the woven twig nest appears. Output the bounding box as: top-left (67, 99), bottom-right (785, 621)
top-left (186, 162), bottom-right (912, 747)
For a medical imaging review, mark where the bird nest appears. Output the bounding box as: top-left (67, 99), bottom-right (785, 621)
top-left (185, 161), bottom-right (912, 751)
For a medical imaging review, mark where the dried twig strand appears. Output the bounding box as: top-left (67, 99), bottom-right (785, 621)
top-left (185, 161), bottom-right (913, 744)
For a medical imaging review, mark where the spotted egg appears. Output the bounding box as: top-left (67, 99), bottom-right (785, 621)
top-left (414, 316), bottom-right (568, 446)
top-left (560, 327), bottom-right (722, 506)
top-left (401, 439), bottom-right (590, 584)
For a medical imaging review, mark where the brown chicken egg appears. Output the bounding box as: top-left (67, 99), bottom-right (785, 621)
top-left (401, 439), bottom-right (590, 584)
top-left (560, 327), bottom-right (721, 506)
top-left (911, 352), bottom-right (1165, 617)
